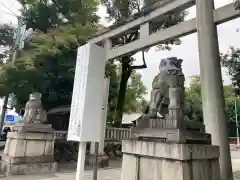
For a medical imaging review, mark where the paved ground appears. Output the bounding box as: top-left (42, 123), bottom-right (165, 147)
top-left (2, 168), bottom-right (121, 180)
top-left (232, 151), bottom-right (240, 172)
top-left (1, 161), bottom-right (122, 180)
top-left (2, 151), bottom-right (240, 180)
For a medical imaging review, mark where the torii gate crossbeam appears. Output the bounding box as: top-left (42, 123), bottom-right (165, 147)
top-left (89, 2), bottom-right (239, 61)
top-left (88, 0), bottom-right (240, 180)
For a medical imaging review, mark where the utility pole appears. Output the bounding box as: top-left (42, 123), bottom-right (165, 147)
top-left (0, 17), bottom-right (26, 131)
top-left (235, 97), bottom-right (240, 146)
top-left (92, 142), bottom-right (99, 180)
top-left (12, 17), bottom-right (26, 65)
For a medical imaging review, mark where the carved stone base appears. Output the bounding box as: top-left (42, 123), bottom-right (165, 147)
top-left (1, 130), bottom-right (57, 176)
top-left (136, 117), bottom-right (205, 132)
top-left (85, 154), bottom-right (109, 168)
top-left (131, 128), bottom-right (211, 144)
top-left (121, 140), bottom-right (220, 180)
top-left (11, 123), bottom-right (53, 133)
top-left (1, 161), bottom-right (57, 176)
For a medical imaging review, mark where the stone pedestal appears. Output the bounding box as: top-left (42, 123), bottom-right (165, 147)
top-left (132, 127), bottom-right (211, 144)
top-left (88, 142), bottom-right (109, 168)
top-left (85, 154), bottom-right (109, 168)
top-left (11, 123), bottom-right (53, 133)
top-left (1, 124), bottom-right (57, 176)
top-left (121, 140), bottom-right (220, 180)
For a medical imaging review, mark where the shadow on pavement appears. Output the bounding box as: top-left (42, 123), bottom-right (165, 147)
top-left (57, 160), bottom-right (122, 174)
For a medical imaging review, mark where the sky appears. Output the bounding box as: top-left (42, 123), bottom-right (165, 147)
top-left (0, 0), bottom-right (239, 100)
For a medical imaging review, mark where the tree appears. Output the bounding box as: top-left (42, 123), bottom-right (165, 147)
top-left (220, 46), bottom-right (240, 96)
top-left (224, 85), bottom-right (236, 123)
top-left (0, 23), bottom-right (15, 62)
top-left (0, 23), bottom-right (97, 111)
top-left (235, 0), bottom-right (240, 10)
top-left (0, 23), bottom-right (15, 47)
top-left (17, 0), bottom-right (99, 32)
top-left (220, 46), bottom-right (240, 136)
top-left (0, 0), bottom-right (148, 124)
top-left (185, 75), bottom-right (237, 125)
top-left (105, 61), bottom-right (148, 126)
top-left (185, 75), bottom-right (203, 122)
top-left (0, 0), bottom-right (100, 111)
top-left (101, 0), bottom-right (187, 127)
top-left (124, 71), bottom-right (147, 113)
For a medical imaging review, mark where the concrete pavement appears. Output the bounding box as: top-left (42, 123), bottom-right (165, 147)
top-left (2, 151), bottom-right (240, 180)
top-left (232, 150), bottom-right (240, 172)
top-left (2, 168), bottom-right (121, 180)
top-left (1, 161), bottom-right (122, 180)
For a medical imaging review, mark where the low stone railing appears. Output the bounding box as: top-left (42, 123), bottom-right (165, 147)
top-left (54, 127), bottom-right (131, 141)
top-left (54, 131), bottom-right (68, 140)
top-left (105, 127), bottom-right (131, 141)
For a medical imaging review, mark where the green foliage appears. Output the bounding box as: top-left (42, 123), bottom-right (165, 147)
top-left (101, 0), bottom-right (187, 126)
top-left (224, 85), bottom-right (237, 122)
top-left (17, 0), bottom-right (100, 32)
top-left (0, 23), bottom-right (15, 61)
top-left (220, 46), bottom-right (240, 127)
top-left (105, 61), bottom-right (148, 126)
top-left (102, 0), bottom-right (187, 50)
top-left (220, 46), bottom-right (240, 96)
top-left (105, 61), bottom-right (120, 123)
top-left (235, 0), bottom-right (240, 10)
top-left (0, 0), bottom-right (148, 125)
top-left (0, 23), bottom-right (96, 111)
top-left (0, 23), bottom-right (15, 47)
top-left (0, 0), bottom-right (99, 111)
top-left (185, 75), bottom-right (238, 124)
top-left (124, 71), bottom-right (147, 112)
top-left (185, 75), bottom-right (203, 122)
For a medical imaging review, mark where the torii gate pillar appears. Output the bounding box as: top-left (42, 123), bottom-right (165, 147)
top-left (196, 0), bottom-right (232, 179)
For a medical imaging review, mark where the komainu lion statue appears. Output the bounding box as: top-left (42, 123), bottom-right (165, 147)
top-left (148, 57), bottom-right (183, 118)
top-left (22, 92), bottom-right (47, 124)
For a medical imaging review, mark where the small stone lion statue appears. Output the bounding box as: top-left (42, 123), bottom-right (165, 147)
top-left (22, 92), bottom-right (47, 124)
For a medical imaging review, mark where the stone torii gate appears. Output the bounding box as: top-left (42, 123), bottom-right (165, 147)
top-left (87, 0), bottom-right (240, 179)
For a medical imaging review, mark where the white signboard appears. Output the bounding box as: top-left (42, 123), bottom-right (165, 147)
top-left (67, 43), bottom-right (106, 142)
top-left (99, 78), bottom-right (110, 153)
top-left (90, 78), bottom-right (110, 154)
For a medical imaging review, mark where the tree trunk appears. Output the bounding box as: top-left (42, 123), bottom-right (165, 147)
top-left (115, 59), bottom-right (132, 127)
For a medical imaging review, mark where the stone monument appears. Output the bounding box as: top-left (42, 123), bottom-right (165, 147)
top-left (1, 93), bottom-right (57, 176)
top-left (121, 57), bottom-right (220, 180)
